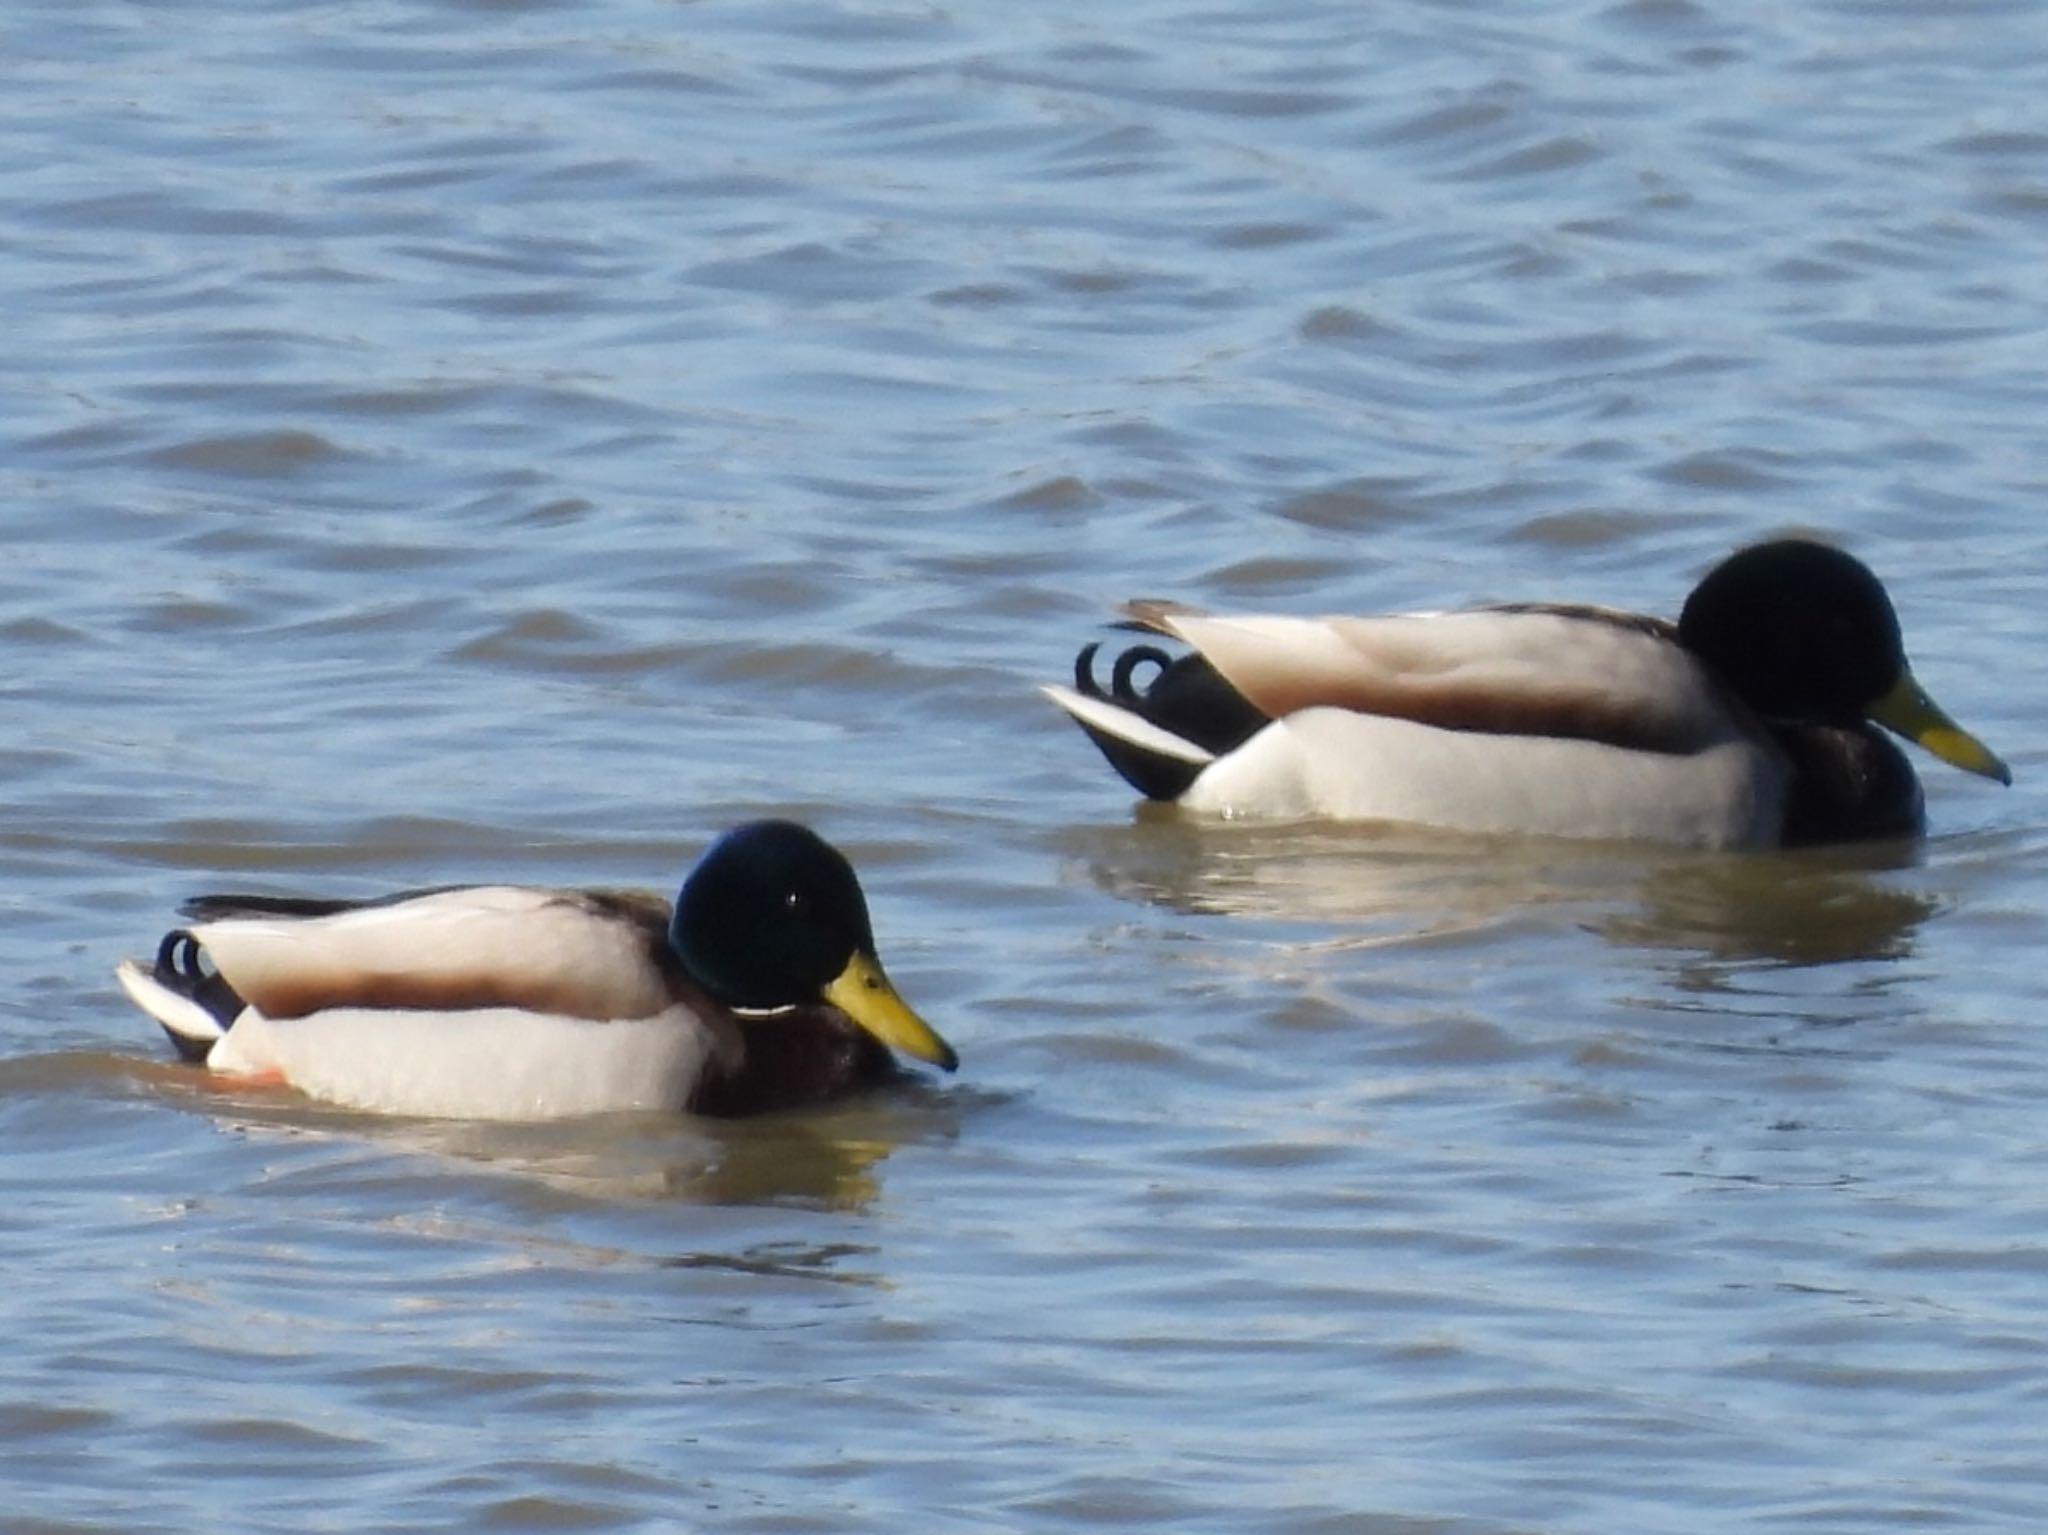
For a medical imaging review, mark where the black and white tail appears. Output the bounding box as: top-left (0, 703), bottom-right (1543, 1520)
top-left (113, 930), bottom-right (246, 1063)
top-left (1041, 640), bottom-right (1268, 800)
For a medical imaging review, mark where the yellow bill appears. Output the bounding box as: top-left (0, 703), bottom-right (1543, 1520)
top-left (1871, 671), bottom-right (2012, 785)
top-left (824, 950), bottom-right (958, 1071)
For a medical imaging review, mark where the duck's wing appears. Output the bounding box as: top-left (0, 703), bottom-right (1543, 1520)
top-left (116, 884), bottom-right (737, 1119)
top-left (1125, 600), bottom-right (1737, 754)
top-left (174, 884), bottom-right (681, 1023)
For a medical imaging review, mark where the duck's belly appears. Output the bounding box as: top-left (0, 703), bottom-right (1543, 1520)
top-left (208, 1004), bottom-right (718, 1120)
top-left (1181, 708), bottom-right (1789, 849)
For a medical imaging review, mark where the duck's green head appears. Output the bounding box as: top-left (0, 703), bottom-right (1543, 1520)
top-left (1679, 539), bottom-right (2010, 785)
top-left (671, 820), bottom-right (958, 1072)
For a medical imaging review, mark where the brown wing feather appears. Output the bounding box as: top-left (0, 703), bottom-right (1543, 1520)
top-left (193, 886), bottom-right (684, 1023)
top-left (1137, 605), bottom-right (1736, 756)
top-left (1118, 598), bottom-right (1207, 634)
top-left (1486, 601), bottom-right (1681, 644)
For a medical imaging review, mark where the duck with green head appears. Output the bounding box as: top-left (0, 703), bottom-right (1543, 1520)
top-left (1044, 539), bottom-right (2009, 848)
top-left (115, 819), bottom-right (959, 1119)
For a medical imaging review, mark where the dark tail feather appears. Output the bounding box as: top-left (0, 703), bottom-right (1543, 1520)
top-left (152, 930), bottom-right (247, 1059)
top-left (1065, 640), bottom-right (1269, 800)
top-left (179, 885), bottom-right (472, 924)
top-left (180, 893), bottom-right (360, 922)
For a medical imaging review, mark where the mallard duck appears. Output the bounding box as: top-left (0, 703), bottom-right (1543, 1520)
top-left (1043, 539), bottom-right (2009, 848)
top-left (114, 819), bottom-right (958, 1119)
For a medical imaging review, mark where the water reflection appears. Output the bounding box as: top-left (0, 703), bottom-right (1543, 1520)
top-left (380, 1112), bottom-right (912, 1209)
top-left (1600, 846), bottom-right (1936, 970)
top-left (119, 1057), bottom-right (953, 1210)
top-left (1063, 814), bottom-right (1936, 969)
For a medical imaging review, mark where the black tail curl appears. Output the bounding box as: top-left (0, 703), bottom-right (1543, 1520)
top-left (155, 929), bottom-right (207, 982)
top-left (1066, 638), bottom-right (1270, 800)
top-left (1074, 640), bottom-right (1182, 709)
top-left (151, 928), bottom-right (249, 1056)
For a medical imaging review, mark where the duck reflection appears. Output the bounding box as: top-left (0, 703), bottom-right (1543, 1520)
top-left (1599, 842), bottom-right (1935, 969)
top-left (1062, 812), bottom-right (1936, 969)
top-left (148, 1068), bottom-right (954, 1211)
top-left (389, 1103), bottom-right (937, 1209)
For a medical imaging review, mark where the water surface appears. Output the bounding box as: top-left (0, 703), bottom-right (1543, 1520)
top-left (5, 0), bottom-right (2048, 1530)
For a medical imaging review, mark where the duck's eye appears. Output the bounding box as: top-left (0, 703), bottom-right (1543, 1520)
top-left (783, 890), bottom-right (806, 914)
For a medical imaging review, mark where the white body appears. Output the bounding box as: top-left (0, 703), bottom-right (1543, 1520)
top-left (1179, 707), bottom-right (1786, 847)
top-left (1046, 604), bottom-right (1796, 848)
top-left (199, 1004), bottom-right (715, 1120)
top-left (115, 884), bottom-right (735, 1120)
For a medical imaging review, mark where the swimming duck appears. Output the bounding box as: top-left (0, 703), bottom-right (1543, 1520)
top-left (1043, 539), bottom-right (2010, 848)
top-left (114, 819), bottom-right (958, 1119)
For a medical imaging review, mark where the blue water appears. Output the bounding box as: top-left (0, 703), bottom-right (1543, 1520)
top-left (5, 0), bottom-right (2047, 1530)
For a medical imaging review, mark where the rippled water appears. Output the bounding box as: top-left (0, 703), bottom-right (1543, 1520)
top-left (6, 0), bottom-right (2048, 1530)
